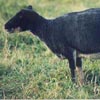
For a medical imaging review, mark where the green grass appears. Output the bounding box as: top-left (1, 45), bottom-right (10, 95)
top-left (0, 0), bottom-right (100, 99)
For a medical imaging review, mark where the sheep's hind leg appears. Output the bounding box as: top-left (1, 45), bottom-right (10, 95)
top-left (76, 57), bottom-right (84, 86)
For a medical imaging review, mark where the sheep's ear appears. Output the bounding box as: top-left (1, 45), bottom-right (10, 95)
top-left (27, 5), bottom-right (33, 10)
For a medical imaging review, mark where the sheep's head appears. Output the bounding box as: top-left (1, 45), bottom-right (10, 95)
top-left (5, 5), bottom-right (36, 33)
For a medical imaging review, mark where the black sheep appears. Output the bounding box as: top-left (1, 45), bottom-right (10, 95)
top-left (5, 5), bottom-right (100, 85)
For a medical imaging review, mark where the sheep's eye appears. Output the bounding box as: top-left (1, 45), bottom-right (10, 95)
top-left (19, 15), bottom-right (23, 18)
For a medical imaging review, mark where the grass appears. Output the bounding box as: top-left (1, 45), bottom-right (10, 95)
top-left (0, 0), bottom-right (100, 99)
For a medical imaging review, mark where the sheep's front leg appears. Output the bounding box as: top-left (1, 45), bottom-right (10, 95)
top-left (68, 58), bottom-right (76, 82)
top-left (76, 57), bottom-right (84, 86)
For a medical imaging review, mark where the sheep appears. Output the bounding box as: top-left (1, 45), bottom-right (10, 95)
top-left (5, 5), bottom-right (100, 85)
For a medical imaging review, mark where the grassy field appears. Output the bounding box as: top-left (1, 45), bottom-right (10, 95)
top-left (0, 0), bottom-right (100, 99)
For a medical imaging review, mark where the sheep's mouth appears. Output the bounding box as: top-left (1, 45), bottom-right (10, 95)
top-left (6, 27), bottom-right (21, 33)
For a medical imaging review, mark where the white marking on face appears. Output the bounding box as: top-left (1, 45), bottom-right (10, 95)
top-left (14, 27), bottom-right (21, 32)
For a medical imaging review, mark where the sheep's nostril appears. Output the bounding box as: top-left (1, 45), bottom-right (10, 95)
top-left (5, 24), bottom-right (9, 30)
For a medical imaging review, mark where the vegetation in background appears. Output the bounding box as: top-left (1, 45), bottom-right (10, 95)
top-left (0, 0), bottom-right (100, 99)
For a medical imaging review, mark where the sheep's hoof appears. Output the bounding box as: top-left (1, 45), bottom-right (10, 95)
top-left (72, 77), bottom-right (76, 83)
